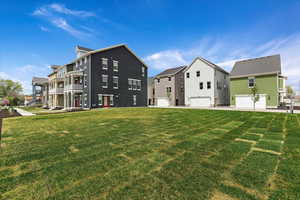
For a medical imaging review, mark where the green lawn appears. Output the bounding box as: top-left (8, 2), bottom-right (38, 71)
top-left (0, 108), bottom-right (299, 200)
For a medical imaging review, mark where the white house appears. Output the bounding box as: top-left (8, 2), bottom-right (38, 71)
top-left (184, 57), bottom-right (230, 107)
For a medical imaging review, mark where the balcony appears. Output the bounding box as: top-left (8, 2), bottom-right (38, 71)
top-left (64, 84), bottom-right (83, 91)
top-left (49, 88), bottom-right (64, 94)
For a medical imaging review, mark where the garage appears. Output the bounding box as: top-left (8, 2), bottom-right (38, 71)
top-left (157, 98), bottom-right (170, 107)
top-left (190, 97), bottom-right (211, 107)
top-left (235, 95), bottom-right (266, 109)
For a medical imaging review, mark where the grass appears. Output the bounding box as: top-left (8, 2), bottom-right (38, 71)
top-left (0, 108), bottom-right (299, 200)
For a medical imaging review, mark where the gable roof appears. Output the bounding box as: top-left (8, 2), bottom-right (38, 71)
top-left (72, 44), bottom-right (148, 68)
top-left (230, 54), bottom-right (281, 78)
top-left (184, 57), bottom-right (229, 74)
top-left (76, 45), bottom-right (94, 52)
top-left (32, 77), bottom-right (48, 85)
top-left (155, 66), bottom-right (187, 78)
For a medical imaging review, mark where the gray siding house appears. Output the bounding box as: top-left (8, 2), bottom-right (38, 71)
top-left (147, 77), bottom-right (155, 105)
top-left (154, 66), bottom-right (186, 106)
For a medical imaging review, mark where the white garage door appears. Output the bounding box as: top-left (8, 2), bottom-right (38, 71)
top-left (157, 98), bottom-right (170, 107)
top-left (190, 97), bottom-right (211, 107)
top-left (235, 95), bottom-right (266, 109)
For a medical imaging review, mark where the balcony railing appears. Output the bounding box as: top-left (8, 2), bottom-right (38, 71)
top-left (49, 88), bottom-right (64, 94)
top-left (64, 84), bottom-right (83, 91)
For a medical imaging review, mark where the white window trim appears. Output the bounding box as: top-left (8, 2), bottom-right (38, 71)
top-left (102, 58), bottom-right (108, 70)
top-left (102, 75), bottom-right (108, 88)
top-left (113, 60), bottom-right (119, 72)
top-left (248, 77), bottom-right (255, 88)
top-left (110, 95), bottom-right (114, 106)
top-left (133, 95), bottom-right (137, 106)
top-left (113, 76), bottom-right (119, 89)
top-left (98, 94), bottom-right (103, 106)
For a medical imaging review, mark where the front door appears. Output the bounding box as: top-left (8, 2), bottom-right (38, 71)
top-left (103, 96), bottom-right (110, 107)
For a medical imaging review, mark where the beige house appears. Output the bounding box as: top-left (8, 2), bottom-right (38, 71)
top-left (154, 66), bottom-right (186, 107)
top-left (147, 77), bottom-right (155, 105)
top-left (48, 66), bottom-right (65, 109)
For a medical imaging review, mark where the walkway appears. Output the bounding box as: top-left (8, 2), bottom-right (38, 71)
top-left (15, 108), bottom-right (36, 116)
top-left (151, 106), bottom-right (300, 114)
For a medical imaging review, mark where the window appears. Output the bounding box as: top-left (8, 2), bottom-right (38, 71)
top-left (128, 79), bottom-right (132, 90)
top-left (248, 77), bottom-right (255, 88)
top-left (110, 95), bottom-right (114, 106)
top-left (113, 60), bottom-right (118, 71)
top-left (102, 75), bottom-right (108, 88)
top-left (137, 80), bottom-right (141, 90)
top-left (113, 76), bottom-right (118, 89)
top-left (217, 81), bottom-right (221, 89)
top-left (166, 87), bottom-right (171, 93)
top-left (132, 79), bottom-right (137, 90)
top-left (196, 71), bottom-right (200, 77)
top-left (200, 82), bottom-right (203, 90)
top-left (102, 58), bottom-right (108, 70)
top-left (157, 78), bottom-right (160, 83)
top-left (207, 81), bottom-right (211, 89)
top-left (186, 73), bottom-right (190, 78)
top-left (133, 95), bottom-right (137, 105)
top-left (168, 77), bottom-right (171, 81)
top-left (142, 66), bottom-right (145, 77)
top-left (98, 94), bottom-right (103, 105)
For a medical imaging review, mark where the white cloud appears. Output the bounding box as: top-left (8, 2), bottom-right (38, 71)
top-left (144, 50), bottom-right (187, 70)
top-left (32, 4), bottom-right (95, 39)
top-left (145, 34), bottom-right (300, 90)
top-left (49, 3), bottom-right (95, 17)
top-left (51, 18), bottom-right (91, 39)
top-left (40, 26), bottom-right (50, 32)
top-left (0, 64), bottom-right (50, 94)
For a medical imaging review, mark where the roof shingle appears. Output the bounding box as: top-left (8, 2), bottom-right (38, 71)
top-left (230, 54), bottom-right (281, 78)
top-left (156, 66), bottom-right (187, 77)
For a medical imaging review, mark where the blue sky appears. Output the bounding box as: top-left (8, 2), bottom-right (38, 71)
top-left (1, 0), bottom-right (300, 94)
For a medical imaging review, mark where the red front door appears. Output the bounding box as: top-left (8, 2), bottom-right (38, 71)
top-left (103, 96), bottom-right (110, 107)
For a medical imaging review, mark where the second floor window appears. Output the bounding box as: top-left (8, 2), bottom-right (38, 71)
top-left (168, 77), bottom-right (171, 81)
top-left (166, 87), bottom-right (172, 93)
top-left (200, 82), bottom-right (203, 90)
top-left (102, 58), bottom-right (108, 70)
top-left (157, 78), bottom-right (160, 83)
top-left (248, 78), bottom-right (255, 88)
top-left (128, 79), bottom-right (133, 90)
top-left (102, 75), bottom-right (108, 88)
top-left (113, 76), bottom-right (119, 89)
top-left (186, 73), bottom-right (190, 78)
top-left (196, 71), bottom-right (200, 77)
top-left (207, 81), bottom-right (211, 89)
top-left (113, 60), bottom-right (118, 71)
top-left (137, 80), bottom-right (141, 90)
top-left (132, 79), bottom-right (137, 90)
top-left (98, 94), bottom-right (103, 106)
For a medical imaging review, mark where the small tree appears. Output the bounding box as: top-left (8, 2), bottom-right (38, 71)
top-left (250, 86), bottom-right (259, 110)
top-left (286, 85), bottom-right (294, 98)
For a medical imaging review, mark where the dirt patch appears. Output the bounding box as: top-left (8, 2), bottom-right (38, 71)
top-left (211, 190), bottom-right (238, 200)
top-left (235, 138), bottom-right (257, 144)
top-left (69, 145), bottom-right (79, 153)
top-left (252, 147), bottom-right (281, 155)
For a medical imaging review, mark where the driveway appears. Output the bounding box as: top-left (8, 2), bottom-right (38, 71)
top-left (151, 106), bottom-right (300, 114)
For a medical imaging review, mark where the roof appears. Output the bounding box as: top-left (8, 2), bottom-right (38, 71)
top-left (76, 45), bottom-right (94, 52)
top-left (32, 77), bottom-right (48, 85)
top-left (184, 57), bottom-right (229, 74)
top-left (155, 66), bottom-right (187, 78)
top-left (72, 44), bottom-right (148, 68)
top-left (230, 54), bottom-right (281, 78)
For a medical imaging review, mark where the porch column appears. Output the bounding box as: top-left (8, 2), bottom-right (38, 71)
top-left (71, 92), bottom-right (74, 108)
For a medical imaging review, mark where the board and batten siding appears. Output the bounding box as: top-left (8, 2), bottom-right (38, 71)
top-left (230, 74), bottom-right (278, 107)
top-left (184, 59), bottom-right (215, 106)
top-left (214, 69), bottom-right (230, 105)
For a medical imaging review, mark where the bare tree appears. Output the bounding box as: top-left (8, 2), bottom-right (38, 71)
top-left (250, 86), bottom-right (259, 110)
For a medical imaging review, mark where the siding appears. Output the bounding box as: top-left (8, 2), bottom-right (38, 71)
top-left (90, 46), bottom-right (147, 108)
top-left (230, 75), bottom-right (278, 107)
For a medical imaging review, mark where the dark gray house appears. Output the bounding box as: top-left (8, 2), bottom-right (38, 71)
top-left (63, 44), bottom-right (148, 109)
